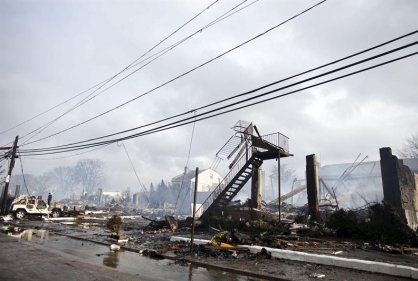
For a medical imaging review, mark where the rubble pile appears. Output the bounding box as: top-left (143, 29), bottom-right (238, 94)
top-left (326, 203), bottom-right (418, 246)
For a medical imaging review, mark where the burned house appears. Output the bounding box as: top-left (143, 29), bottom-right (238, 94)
top-left (319, 158), bottom-right (418, 206)
top-left (305, 150), bottom-right (418, 230)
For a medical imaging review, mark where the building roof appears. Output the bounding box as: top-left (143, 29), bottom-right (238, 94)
top-left (102, 191), bottom-right (122, 198)
top-left (171, 168), bottom-right (210, 182)
top-left (319, 161), bottom-right (381, 179)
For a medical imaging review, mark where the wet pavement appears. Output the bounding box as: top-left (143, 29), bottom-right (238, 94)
top-left (0, 227), bottom-right (265, 281)
top-left (0, 232), bottom-right (155, 281)
top-left (1, 219), bottom-right (416, 280)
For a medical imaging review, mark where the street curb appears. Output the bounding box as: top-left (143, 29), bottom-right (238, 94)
top-left (170, 236), bottom-right (418, 279)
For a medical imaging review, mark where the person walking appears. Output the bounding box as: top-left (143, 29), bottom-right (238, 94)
top-left (47, 192), bottom-right (52, 206)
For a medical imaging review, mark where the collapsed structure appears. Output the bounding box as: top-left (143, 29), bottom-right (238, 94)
top-left (302, 148), bottom-right (418, 231)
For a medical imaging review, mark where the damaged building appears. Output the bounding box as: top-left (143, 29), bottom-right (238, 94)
top-left (302, 148), bottom-right (418, 231)
top-left (318, 156), bottom-right (418, 211)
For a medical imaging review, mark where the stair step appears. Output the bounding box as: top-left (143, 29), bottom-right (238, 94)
top-left (201, 156), bottom-right (268, 218)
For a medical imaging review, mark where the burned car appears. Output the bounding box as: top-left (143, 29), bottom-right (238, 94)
top-left (49, 201), bottom-right (84, 218)
top-left (10, 195), bottom-right (50, 219)
top-left (10, 195), bottom-right (85, 219)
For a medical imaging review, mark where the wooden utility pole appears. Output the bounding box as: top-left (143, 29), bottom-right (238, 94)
top-left (306, 154), bottom-right (319, 221)
top-left (190, 167), bottom-right (199, 253)
top-left (250, 162), bottom-right (261, 209)
top-left (1, 136), bottom-right (19, 215)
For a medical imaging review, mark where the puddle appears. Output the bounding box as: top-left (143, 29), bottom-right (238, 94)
top-left (1, 226), bottom-right (265, 280)
top-left (1, 226), bottom-right (48, 242)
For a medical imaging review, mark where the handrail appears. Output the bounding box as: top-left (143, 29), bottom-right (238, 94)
top-left (195, 145), bottom-right (253, 217)
top-left (260, 132), bottom-right (289, 152)
top-left (215, 134), bottom-right (241, 160)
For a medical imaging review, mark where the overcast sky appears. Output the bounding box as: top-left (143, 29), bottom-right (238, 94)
top-left (1, 0), bottom-right (417, 195)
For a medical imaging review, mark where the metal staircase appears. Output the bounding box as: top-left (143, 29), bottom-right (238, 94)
top-left (197, 121), bottom-right (292, 219)
top-left (200, 151), bottom-right (262, 218)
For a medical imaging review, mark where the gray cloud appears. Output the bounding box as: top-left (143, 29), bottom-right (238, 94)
top-left (1, 0), bottom-right (417, 196)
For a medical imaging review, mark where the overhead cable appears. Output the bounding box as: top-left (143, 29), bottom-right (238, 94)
top-left (22, 0), bottom-right (327, 146)
top-left (29, 30), bottom-right (417, 149)
top-left (19, 0), bottom-right (259, 144)
top-left (174, 113), bottom-right (197, 211)
top-left (19, 49), bottom-right (418, 156)
top-left (20, 39), bottom-right (418, 154)
top-left (121, 142), bottom-right (149, 202)
top-left (5, 0), bottom-right (220, 138)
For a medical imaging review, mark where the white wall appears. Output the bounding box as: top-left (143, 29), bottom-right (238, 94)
top-left (190, 169), bottom-right (222, 192)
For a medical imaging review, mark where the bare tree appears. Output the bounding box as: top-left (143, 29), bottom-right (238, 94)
top-left (44, 166), bottom-right (77, 199)
top-left (398, 134), bottom-right (418, 158)
top-left (74, 159), bottom-right (104, 196)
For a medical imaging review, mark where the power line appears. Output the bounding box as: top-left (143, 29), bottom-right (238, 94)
top-left (20, 39), bottom-right (418, 155)
top-left (23, 0), bottom-right (327, 146)
top-left (133, 52), bottom-right (417, 142)
top-left (5, 0), bottom-right (221, 139)
top-left (20, 46), bottom-right (418, 155)
top-left (30, 30), bottom-right (416, 150)
top-left (22, 144), bottom-right (112, 161)
top-left (17, 0), bottom-right (264, 145)
top-left (17, 150), bottom-right (31, 196)
top-left (19, 0), bottom-right (258, 145)
top-left (174, 113), bottom-right (197, 211)
top-left (121, 142), bottom-right (149, 203)
top-left (19, 50), bottom-right (418, 157)
top-left (128, 0), bottom-right (259, 71)
top-left (0, 80), bottom-right (109, 136)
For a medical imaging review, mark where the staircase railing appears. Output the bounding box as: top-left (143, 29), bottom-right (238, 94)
top-left (195, 145), bottom-right (254, 217)
top-left (195, 131), bottom-right (289, 218)
top-left (259, 132), bottom-right (290, 152)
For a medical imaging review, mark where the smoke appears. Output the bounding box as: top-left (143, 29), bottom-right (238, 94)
top-left (319, 161), bottom-right (383, 209)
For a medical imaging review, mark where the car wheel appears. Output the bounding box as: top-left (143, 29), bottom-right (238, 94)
top-left (15, 209), bottom-right (26, 220)
top-left (51, 209), bottom-right (61, 218)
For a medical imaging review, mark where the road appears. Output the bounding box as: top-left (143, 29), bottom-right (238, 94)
top-left (0, 233), bottom-right (160, 281)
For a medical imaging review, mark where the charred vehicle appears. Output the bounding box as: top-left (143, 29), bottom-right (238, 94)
top-left (49, 202), bottom-right (84, 218)
top-left (10, 195), bottom-right (84, 219)
top-left (11, 196), bottom-right (50, 219)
